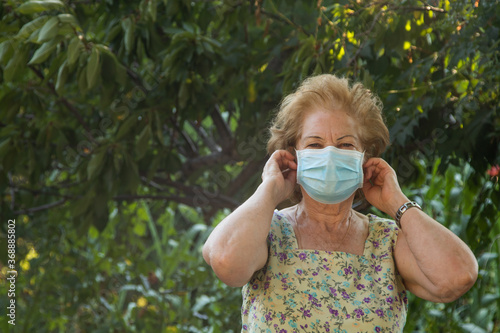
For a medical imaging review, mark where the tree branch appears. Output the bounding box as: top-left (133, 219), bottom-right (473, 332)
top-left (166, 118), bottom-right (198, 157)
top-left (346, 10), bottom-right (383, 68)
top-left (13, 199), bottom-right (67, 215)
top-left (260, 8), bottom-right (311, 37)
top-left (151, 177), bottom-right (240, 208)
top-left (182, 150), bottom-right (237, 176)
top-left (396, 4), bottom-right (447, 13)
top-left (29, 65), bottom-right (92, 135)
top-left (189, 121), bottom-right (221, 153)
top-left (212, 105), bottom-right (233, 150)
top-left (113, 193), bottom-right (238, 210)
top-left (225, 156), bottom-right (267, 197)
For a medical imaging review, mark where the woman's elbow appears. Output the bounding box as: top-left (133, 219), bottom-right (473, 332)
top-left (436, 264), bottom-right (478, 303)
top-left (202, 247), bottom-right (252, 287)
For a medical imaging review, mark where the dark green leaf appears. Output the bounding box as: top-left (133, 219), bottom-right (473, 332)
top-left (28, 38), bottom-right (60, 65)
top-left (15, 16), bottom-right (49, 40)
top-left (86, 47), bottom-right (100, 89)
top-left (17, 0), bottom-right (64, 15)
top-left (37, 16), bottom-right (59, 43)
top-left (67, 36), bottom-right (82, 66)
top-left (87, 149), bottom-right (107, 180)
top-left (115, 116), bottom-right (138, 141)
top-left (135, 124), bottom-right (151, 159)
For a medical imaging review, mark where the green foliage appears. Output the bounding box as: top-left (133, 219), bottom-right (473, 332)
top-left (0, 0), bottom-right (499, 331)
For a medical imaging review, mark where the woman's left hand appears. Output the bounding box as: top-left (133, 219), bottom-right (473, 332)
top-left (362, 157), bottom-right (408, 218)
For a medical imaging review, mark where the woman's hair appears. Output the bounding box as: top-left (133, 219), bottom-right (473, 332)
top-left (267, 74), bottom-right (390, 203)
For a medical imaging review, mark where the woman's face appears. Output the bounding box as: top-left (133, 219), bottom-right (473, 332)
top-left (296, 108), bottom-right (363, 153)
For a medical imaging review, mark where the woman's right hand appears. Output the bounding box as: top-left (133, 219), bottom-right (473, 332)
top-left (262, 150), bottom-right (297, 205)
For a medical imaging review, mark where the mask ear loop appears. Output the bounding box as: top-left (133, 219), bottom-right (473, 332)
top-left (294, 148), bottom-right (302, 186)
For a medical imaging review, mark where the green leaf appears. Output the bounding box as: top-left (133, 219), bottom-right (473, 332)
top-left (28, 38), bottom-right (59, 65)
top-left (17, 0), bottom-right (64, 14)
top-left (148, 0), bottom-right (157, 22)
top-left (57, 13), bottom-right (79, 27)
top-left (86, 47), bottom-right (100, 89)
top-left (0, 40), bottom-right (15, 64)
top-left (37, 16), bottom-right (59, 43)
top-left (0, 138), bottom-right (12, 160)
top-left (4, 47), bottom-right (28, 82)
top-left (135, 124), bottom-right (151, 159)
top-left (121, 17), bottom-right (135, 55)
top-left (115, 116), bottom-right (138, 141)
top-left (55, 60), bottom-right (68, 94)
top-left (67, 36), bottom-right (82, 66)
top-left (77, 65), bottom-right (88, 93)
top-left (87, 149), bottom-right (107, 180)
top-left (15, 16), bottom-right (49, 40)
top-left (73, 191), bottom-right (94, 217)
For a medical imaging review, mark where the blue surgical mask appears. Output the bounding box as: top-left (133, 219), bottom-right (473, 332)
top-left (296, 146), bottom-right (364, 204)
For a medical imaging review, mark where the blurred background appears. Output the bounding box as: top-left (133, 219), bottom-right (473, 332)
top-left (0, 0), bottom-right (498, 332)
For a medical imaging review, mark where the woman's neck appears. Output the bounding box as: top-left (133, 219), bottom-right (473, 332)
top-left (297, 196), bottom-right (353, 233)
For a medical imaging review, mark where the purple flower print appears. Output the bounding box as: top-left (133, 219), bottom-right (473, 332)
top-left (323, 264), bottom-right (330, 271)
top-left (376, 309), bottom-right (384, 317)
top-left (279, 252), bottom-right (287, 262)
top-left (384, 228), bottom-right (390, 233)
top-left (363, 297), bottom-right (371, 303)
top-left (375, 265), bottom-right (382, 272)
top-left (388, 284), bottom-right (394, 290)
top-left (354, 308), bottom-right (364, 318)
top-left (375, 326), bottom-right (381, 332)
top-left (299, 252), bottom-right (307, 261)
top-left (386, 297), bottom-right (393, 304)
top-left (342, 291), bottom-right (350, 299)
top-left (344, 266), bottom-right (353, 275)
top-left (312, 272), bottom-right (318, 276)
top-left (300, 308), bottom-right (312, 318)
top-left (264, 282), bottom-right (270, 290)
top-left (296, 269), bottom-right (303, 275)
top-left (252, 284), bottom-right (258, 290)
top-left (356, 284), bottom-right (365, 290)
top-left (265, 311), bottom-right (272, 321)
top-left (372, 241), bottom-right (380, 248)
top-left (329, 308), bottom-right (339, 316)
top-left (269, 233), bottom-right (275, 242)
top-left (279, 330), bottom-right (287, 333)
top-left (329, 288), bottom-right (337, 296)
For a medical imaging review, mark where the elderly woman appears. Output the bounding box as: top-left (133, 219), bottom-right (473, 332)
top-left (202, 74), bottom-right (478, 332)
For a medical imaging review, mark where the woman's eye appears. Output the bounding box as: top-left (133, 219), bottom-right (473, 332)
top-left (307, 143), bottom-right (321, 148)
top-left (339, 143), bottom-right (354, 148)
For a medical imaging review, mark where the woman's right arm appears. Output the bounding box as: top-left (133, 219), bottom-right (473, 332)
top-left (202, 150), bottom-right (297, 287)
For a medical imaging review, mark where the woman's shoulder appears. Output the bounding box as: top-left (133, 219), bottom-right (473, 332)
top-left (367, 213), bottom-right (398, 230)
top-left (268, 209), bottom-right (296, 249)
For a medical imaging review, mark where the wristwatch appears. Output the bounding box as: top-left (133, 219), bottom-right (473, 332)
top-left (395, 201), bottom-right (422, 228)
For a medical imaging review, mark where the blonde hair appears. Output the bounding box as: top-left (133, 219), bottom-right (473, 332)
top-left (267, 74), bottom-right (390, 203)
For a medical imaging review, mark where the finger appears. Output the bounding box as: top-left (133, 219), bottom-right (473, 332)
top-left (271, 150), bottom-right (297, 171)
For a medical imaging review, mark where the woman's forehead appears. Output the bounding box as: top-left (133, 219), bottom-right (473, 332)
top-left (300, 108), bottom-right (359, 139)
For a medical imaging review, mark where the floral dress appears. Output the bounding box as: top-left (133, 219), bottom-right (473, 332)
top-left (241, 211), bottom-right (408, 333)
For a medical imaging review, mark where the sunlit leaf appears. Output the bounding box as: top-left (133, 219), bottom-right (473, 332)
top-left (17, 0), bottom-right (64, 15)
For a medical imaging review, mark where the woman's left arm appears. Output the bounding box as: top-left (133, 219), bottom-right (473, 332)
top-left (363, 158), bottom-right (478, 303)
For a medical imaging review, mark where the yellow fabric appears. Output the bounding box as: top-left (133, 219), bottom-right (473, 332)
top-left (241, 211), bottom-right (407, 333)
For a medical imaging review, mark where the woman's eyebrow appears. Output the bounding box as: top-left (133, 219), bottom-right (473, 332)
top-left (303, 135), bottom-right (324, 140)
top-left (336, 135), bottom-right (356, 141)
